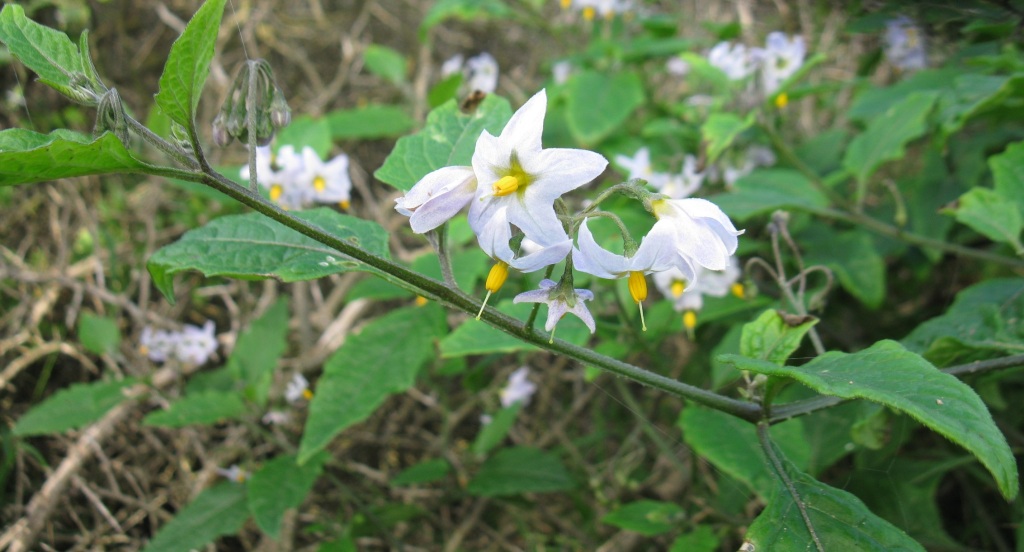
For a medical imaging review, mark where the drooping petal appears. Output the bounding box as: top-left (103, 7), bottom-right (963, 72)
top-left (509, 237), bottom-right (571, 272)
top-left (501, 193), bottom-right (570, 247)
top-left (475, 205), bottom-right (515, 262)
top-left (396, 166), bottom-right (478, 233)
top-left (573, 218), bottom-right (632, 278)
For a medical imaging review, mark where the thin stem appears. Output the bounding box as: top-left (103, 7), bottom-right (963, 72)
top-left (246, 61), bottom-right (259, 193)
top-left (427, 225), bottom-right (458, 288)
top-left (166, 165), bottom-right (764, 423)
top-left (124, 115), bottom-right (200, 171)
top-left (525, 264), bottom-right (556, 331)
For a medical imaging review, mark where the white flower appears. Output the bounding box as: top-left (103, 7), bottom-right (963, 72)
top-left (395, 166), bottom-right (477, 234)
top-left (301, 147), bottom-right (353, 208)
top-left (441, 54), bottom-right (465, 78)
top-left (708, 42), bottom-right (756, 80)
top-left (468, 89), bottom-right (608, 252)
top-left (285, 373), bottom-right (312, 403)
top-left (552, 61), bottom-right (574, 85)
top-left (757, 32), bottom-right (806, 94)
top-left (658, 156), bottom-right (704, 199)
top-left (653, 257), bottom-right (742, 312)
top-left (614, 147), bottom-right (669, 189)
top-left (262, 410), bottom-right (291, 425)
top-left (216, 465), bottom-right (249, 483)
top-left (885, 16), bottom-right (927, 71)
top-left (513, 279), bottom-right (596, 339)
top-left (139, 326), bottom-right (176, 362)
top-left (175, 321), bottom-right (218, 365)
top-left (499, 366), bottom-right (537, 408)
top-left (666, 57), bottom-right (690, 77)
top-left (465, 52), bottom-right (499, 94)
top-left (241, 145), bottom-right (310, 210)
top-left (649, 198), bottom-right (743, 274)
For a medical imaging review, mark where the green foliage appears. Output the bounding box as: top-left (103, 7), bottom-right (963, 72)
top-left (374, 95), bottom-right (512, 191)
top-left (564, 70), bottom-right (645, 145)
top-left (710, 168), bottom-right (830, 222)
top-left (147, 209), bottom-right (391, 303)
top-left (153, 0), bottom-right (227, 131)
top-left (325, 104), bottom-right (414, 140)
top-left (701, 112), bottom-right (755, 165)
top-left (721, 340), bottom-right (1019, 500)
top-left (276, 115), bottom-right (332, 158)
top-left (226, 299), bottom-right (290, 406)
top-left (142, 392), bottom-right (247, 427)
top-left (77, 312), bottom-right (121, 355)
top-left (248, 453), bottom-right (328, 538)
top-left (14, 379), bottom-right (136, 436)
top-left (419, 0), bottom-right (511, 37)
top-left (0, 129), bottom-right (151, 186)
top-left (297, 305), bottom-right (447, 463)
top-left (391, 458), bottom-right (451, 486)
top-left (801, 228), bottom-right (886, 308)
top-left (363, 44), bottom-right (407, 86)
top-left (142, 482), bottom-right (249, 552)
top-left (945, 187), bottom-right (1023, 254)
top-left (739, 309), bottom-right (817, 365)
top-left (0, 4), bottom-right (88, 98)
top-left (471, 402), bottom-right (522, 456)
top-left (601, 500), bottom-right (685, 536)
top-left (466, 446), bottom-right (574, 496)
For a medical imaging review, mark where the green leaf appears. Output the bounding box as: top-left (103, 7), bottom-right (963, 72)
top-left (0, 129), bottom-right (152, 186)
top-left (747, 436), bottom-right (925, 551)
top-left (297, 305), bottom-right (446, 463)
top-left (0, 4), bottom-right (86, 93)
top-left (77, 312), bottom-right (121, 355)
top-left (142, 392), bottom-right (247, 428)
top-left (708, 168), bottom-right (831, 222)
top-left (147, 208), bottom-right (391, 303)
top-left (601, 500), bottom-right (685, 536)
top-left (419, 0), bottom-right (512, 37)
top-left (564, 70), bottom-right (645, 146)
top-left (472, 402), bottom-right (522, 456)
top-left (701, 112), bottom-right (755, 164)
top-left (669, 526), bottom-right (720, 552)
top-left (226, 299), bottom-right (289, 407)
top-left (391, 458), bottom-right (451, 486)
top-left (325, 104), bottom-right (414, 140)
top-left (14, 379), bottom-right (136, 436)
top-left (374, 95), bottom-right (512, 191)
top-left (247, 453), bottom-right (328, 538)
top-left (719, 340), bottom-right (1019, 500)
top-left (275, 115), bottom-right (332, 159)
top-left (801, 227), bottom-right (886, 309)
top-left (142, 482), bottom-right (249, 552)
top-left (846, 69), bottom-right (958, 123)
top-left (944, 187), bottom-right (1023, 254)
top-left (843, 91), bottom-right (938, 191)
top-left (440, 300), bottom-right (537, 357)
top-left (154, 0), bottom-right (227, 130)
top-left (677, 406), bottom-right (809, 497)
top-left (363, 44), bottom-right (407, 85)
top-left (902, 278), bottom-right (1024, 365)
top-left (936, 73), bottom-right (1024, 140)
top-left (467, 447), bottom-right (574, 497)
top-left (990, 141), bottom-right (1024, 220)
top-left (740, 309), bottom-right (817, 365)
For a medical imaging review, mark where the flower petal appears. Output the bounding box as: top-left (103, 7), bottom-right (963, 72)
top-left (509, 237), bottom-right (571, 272)
top-left (573, 218), bottom-right (631, 279)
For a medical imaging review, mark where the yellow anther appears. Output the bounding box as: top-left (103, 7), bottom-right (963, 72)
top-left (731, 282), bottom-right (745, 299)
top-left (774, 92), bottom-right (789, 109)
top-left (628, 271), bottom-right (648, 332)
top-left (313, 175), bottom-right (327, 192)
top-left (139, 345), bottom-right (149, 356)
top-left (339, 199), bottom-right (350, 210)
top-left (560, 0), bottom-right (571, 9)
top-left (478, 261), bottom-right (510, 319)
top-left (415, 295), bottom-right (429, 307)
top-left (270, 184), bottom-right (283, 201)
top-left (671, 280), bottom-right (686, 298)
top-left (492, 175), bottom-right (521, 197)
top-left (582, 6), bottom-right (596, 20)
top-left (302, 388), bottom-right (314, 401)
top-left (236, 473), bottom-right (247, 483)
top-left (683, 310), bottom-right (697, 331)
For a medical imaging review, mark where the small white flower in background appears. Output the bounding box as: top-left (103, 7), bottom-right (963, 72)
top-left (216, 465), bottom-right (249, 483)
top-left (465, 52), bottom-right (499, 94)
top-left (666, 56), bottom-right (690, 77)
top-left (657, 156), bottom-right (704, 200)
top-left (240, 145), bottom-right (352, 210)
top-left (885, 16), bottom-right (927, 71)
top-left (500, 366), bottom-right (537, 408)
top-left (614, 147), bottom-right (669, 189)
top-left (653, 257), bottom-right (742, 313)
top-left (139, 326), bottom-right (176, 363)
top-left (757, 32), bottom-right (805, 94)
top-left (717, 146), bottom-right (777, 188)
top-left (300, 147), bottom-right (352, 209)
top-left (552, 60), bottom-right (574, 85)
top-left (285, 373), bottom-right (313, 403)
top-left (708, 42), bottom-right (757, 80)
top-left (262, 410), bottom-right (291, 425)
top-left (176, 321), bottom-right (218, 365)
top-left (440, 54), bottom-right (465, 78)
top-left (513, 279), bottom-right (597, 341)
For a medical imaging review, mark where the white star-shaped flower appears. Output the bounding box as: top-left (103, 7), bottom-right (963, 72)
top-left (499, 366), bottom-right (537, 408)
top-left (301, 147), bottom-right (353, 209)
top-left (708, 42), bottom-right (756, 81)
top-left (649, 198), bottom-right (743, 274)
top-left (285, 373), bottom-right (313, 403)
top-left (757, 32), bottom-right (806, 94)
top-left (653, 257), bottom-right (742, 313)
top-left (513, 279), bottom-right (596, 341)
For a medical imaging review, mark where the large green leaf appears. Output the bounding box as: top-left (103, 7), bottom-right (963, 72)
top-left (147, 208), bottom-right (390, 303)
top-left (720, 340), bottom-right (1019, 500)
top-left (14, 379), bottom-right (136, 436)
top-left (801, 227), bottom-right (886, 309)
top-left (0, 4), bottom-right (85, 93)
top-left (247, 453), bottom-right (328, 538)
top-left (564, 70), bottom-right (645, 146)
top-left (709, 168), bottom-right (831, 222)
top-left (746, 436), bottom-right (925, 551)
top-left (990, 141), bottom-right (1024, 220)
top-left (154, 0), bottom-right (227, 130)
top-left (374, 95), bottom-right (512, 191)
top-left (843, 91), bottom-right (938, 190)
top-left (275, 115), bottom-right (332, 158)
top-left (936, 73), bottom-right (1024, 140)
top-left (944, 187), bottom-right (1023, 254)
top-left (363, 44), bottom-right (407, 86)
top-left (677, 406), bottom-right (809, 497)
top-left (226, 299), bottom-right (290, 406)
top-left (466, 447), bottom-right (574, 496)
top-left (471, 402), bottom-right (522, 456)
top-left (701, 112), bottom-right (755, 164)
top-left (142, 482), bottom-right (249, 552)
top-left (297, 305), bottom-right (446, 463)
top-left (0, 129), bottom-right (152, 186)
top-left (326, 104), bottom-right (414, 140)
top-left (740, 309), bottom-right (817, 365)
top-left (902, 278), bottom-right (1024, 366)
top-left (142, 392), bottom-right (247, 428)
top-left (846, 68), bottom-right (959, 123)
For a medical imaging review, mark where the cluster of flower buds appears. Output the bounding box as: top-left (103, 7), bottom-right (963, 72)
top-left (139, 321), bottom-right (218, 365)
top-left (395, 89), bottom-right (743, 340)
top-left (706, 32), bottom-right (807, 105)
top-left (212, 59), bottom-right (291, 147)
top-left (885, 16), bottom-right (927, 71)
top-left (239, 145), bottom-right (352, 210)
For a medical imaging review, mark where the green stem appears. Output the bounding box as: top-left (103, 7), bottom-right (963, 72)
top-left (165, 166), bottom-right (764, 423)
top-left (124, 115), bottom-right (200, 171)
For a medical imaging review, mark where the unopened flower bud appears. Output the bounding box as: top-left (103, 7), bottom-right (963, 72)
top-left (211, 112), bottom-right (232, 147)
top-left (215, 59), bottom-right (290, 147)
top-left (270, 89), bottom-right (291, 128)
top-left (94, 88), bottom-right (130, 145)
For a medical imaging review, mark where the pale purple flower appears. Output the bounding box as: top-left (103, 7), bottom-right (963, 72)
top-left (513, 279), bottom-right (596, 338)
top-left (885, 16), bottom-right (927, 71)
top-left (708, 42), bottom-right (757, 80)
top-left (757, 32), bottom-right (806, 94)
top-left (499, 367), bottom-right (537, 408)
top-left (217, 465), bottom-right (249, 483)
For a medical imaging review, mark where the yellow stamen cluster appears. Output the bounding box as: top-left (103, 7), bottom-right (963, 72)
top-left (269, 184), bottom-right (284, 201)
top-left (313, 175), bottom-right (327, 192)
top-left (414, 295), bottom-right (429, 307)
top-left (560, 0), bottom-right (571, 9)
top-left (582, 6), bottom-right (596, 20)
top-left (628, 271), bottom-right (648, 332)
top-left (671, 280), bottom-right (686, 298)
top-left (492, 175), bottom-right (521, 197)
top-left (302, 388), bottom-right (314, 401)
top-left (774, 92), bottom-right (789, 109)
top-left (683, 310), bottom-right (697, 331)
top-left (477, 261), bottom-right (510, 319)
top-left (731, 283), bottom-right (745, 299)
top-left (339, 199), bottom-right (350, 210)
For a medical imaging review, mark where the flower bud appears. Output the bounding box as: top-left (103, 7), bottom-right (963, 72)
top-left (215, 59), bottom-right (290, 146)
top-left (211, 113), bottom-right (232, 147)
top-left (94, 88), bottom-right (129, 145)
